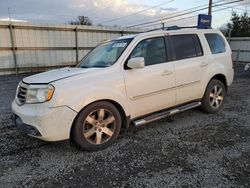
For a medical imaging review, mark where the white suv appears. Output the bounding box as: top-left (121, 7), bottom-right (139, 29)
top-left (12, 28), bottom-right (234, 151)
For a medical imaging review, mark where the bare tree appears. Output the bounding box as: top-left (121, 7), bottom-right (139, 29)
top-left (70, 16), bottom-right (93, 26)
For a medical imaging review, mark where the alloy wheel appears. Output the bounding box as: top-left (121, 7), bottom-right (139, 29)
top-left (83, 108), bottom-right (116, 145)
top-left (209, 84), bottom-right (224, 109)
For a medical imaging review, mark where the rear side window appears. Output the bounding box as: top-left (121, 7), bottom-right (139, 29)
top-left (205, 33), bottom-right (226, 54)
top-left (171, 34), bottom-right (203, 60)
top-left (130, 37), bottom-right (167, 66)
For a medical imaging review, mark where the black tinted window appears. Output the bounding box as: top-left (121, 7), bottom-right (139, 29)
top-left (205, 33), bottom-right (226, 54)
top-left (130, 37), bottom-right (167, 66)
top-left (171, 34), bottom-right (203, 60)
top-left (193, 35), bottom-right (203, 56)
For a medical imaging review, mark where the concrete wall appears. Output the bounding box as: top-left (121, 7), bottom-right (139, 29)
top-left (0, 22), bottom-right (142, 75)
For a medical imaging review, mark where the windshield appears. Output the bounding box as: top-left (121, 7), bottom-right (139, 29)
top-left (78, 38), bottom-right (132, 68)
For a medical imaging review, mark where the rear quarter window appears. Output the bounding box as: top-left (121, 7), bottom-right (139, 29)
top-left (205, 33), bottom-right (226, 54)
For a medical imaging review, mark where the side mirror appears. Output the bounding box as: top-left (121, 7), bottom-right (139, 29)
top-left (127, 57), bottom-right (145, 69)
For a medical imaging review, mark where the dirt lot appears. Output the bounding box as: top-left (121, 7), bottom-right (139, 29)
top-left (0, 65), bottom-right (250, 187)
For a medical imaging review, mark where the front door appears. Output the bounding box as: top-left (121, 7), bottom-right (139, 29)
top-left (122, 36), bottom-right (176, 118)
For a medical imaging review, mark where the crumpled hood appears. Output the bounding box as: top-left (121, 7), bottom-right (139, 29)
top-left (23, 67), bottom-right (100, 84)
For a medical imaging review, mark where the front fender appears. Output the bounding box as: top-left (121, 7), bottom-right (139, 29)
top-left (50, 85), bottom-right (130, 116)
top-left (70, 87), bottom-right (130, 115)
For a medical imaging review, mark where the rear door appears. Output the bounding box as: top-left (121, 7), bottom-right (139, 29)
top-left (170, 34), bottom-right (208, 105)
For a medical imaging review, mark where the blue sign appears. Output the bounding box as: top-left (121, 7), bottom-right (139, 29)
top-left (197, 14), bottom-right (212, 29)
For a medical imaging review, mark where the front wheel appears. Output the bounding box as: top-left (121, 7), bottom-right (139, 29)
top-left (72, 101), bottom-right (121, 151)
top-left (201, 79), bottom-right (226, 113)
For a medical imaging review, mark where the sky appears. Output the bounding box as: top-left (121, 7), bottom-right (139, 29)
top-left (0, 0), bottom-right (249, 29)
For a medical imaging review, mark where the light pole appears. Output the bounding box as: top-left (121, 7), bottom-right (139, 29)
top-left (208, 0), bottom-right (213, 15)
top-left (8, 7), bottom-right (12, 23)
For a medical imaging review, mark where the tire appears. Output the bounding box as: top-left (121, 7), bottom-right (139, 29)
top-left (201, 79), bottom-right (226, 113)
top-left (72, 101), bottom-right (121, 151)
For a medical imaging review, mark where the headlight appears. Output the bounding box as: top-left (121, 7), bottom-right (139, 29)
top-left (26, 84), bottom-right (55, 104)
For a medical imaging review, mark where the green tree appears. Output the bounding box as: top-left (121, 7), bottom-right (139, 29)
top-left (226, 11), bottom-right (250, 37)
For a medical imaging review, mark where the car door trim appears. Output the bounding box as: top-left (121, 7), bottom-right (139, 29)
top-left (176, 80), bottom-right (200, 89)
top-left (131, 80), bottom-right (200, 100)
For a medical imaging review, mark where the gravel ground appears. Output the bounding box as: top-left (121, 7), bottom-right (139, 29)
top-left (0, 64), bottom-right (250, 187)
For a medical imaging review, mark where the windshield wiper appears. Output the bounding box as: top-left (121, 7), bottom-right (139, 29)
top-left (91, 65), bottom-right (109, 68)
top-left (80, 65), bottom-right (109, 68)
top-left (80, 66), bottom-right (90, 68)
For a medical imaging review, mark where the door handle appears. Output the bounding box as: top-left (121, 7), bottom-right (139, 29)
top-left (161, 70), bottom-right (173, 76)
top-left (200, 62), bottom-right (208, 67)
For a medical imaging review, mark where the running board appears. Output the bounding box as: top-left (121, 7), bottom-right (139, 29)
top-left (133, 102), bottom-right (201, 127)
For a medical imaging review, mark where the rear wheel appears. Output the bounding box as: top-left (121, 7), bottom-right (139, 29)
top-left (201, 79), bottom-right (226, 113)
top-left (72, 101), bottom-right (121, 151)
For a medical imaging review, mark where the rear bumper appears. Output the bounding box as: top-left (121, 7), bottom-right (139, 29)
top-left (11, 101), bottom-right (77, 141)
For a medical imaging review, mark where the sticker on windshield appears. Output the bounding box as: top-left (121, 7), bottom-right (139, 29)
top-left (112, 43), bottom-right (127, 48)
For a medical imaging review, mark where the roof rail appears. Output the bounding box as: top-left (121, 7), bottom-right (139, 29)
top-left (146, 25), bottom-right (202, 32)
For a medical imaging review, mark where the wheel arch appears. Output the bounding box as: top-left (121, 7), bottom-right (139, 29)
top-left (210, 74), bottom-right (227, 91)
top-left (70, 99), bottom-right (130, 140)
top-left (201, 72), bottom-right (228, 100)
top-left (105, 99), bottom-right (130, 129)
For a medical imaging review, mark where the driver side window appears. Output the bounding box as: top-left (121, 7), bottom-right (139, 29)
top-left (130, 37), bottom-right (167, 66)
